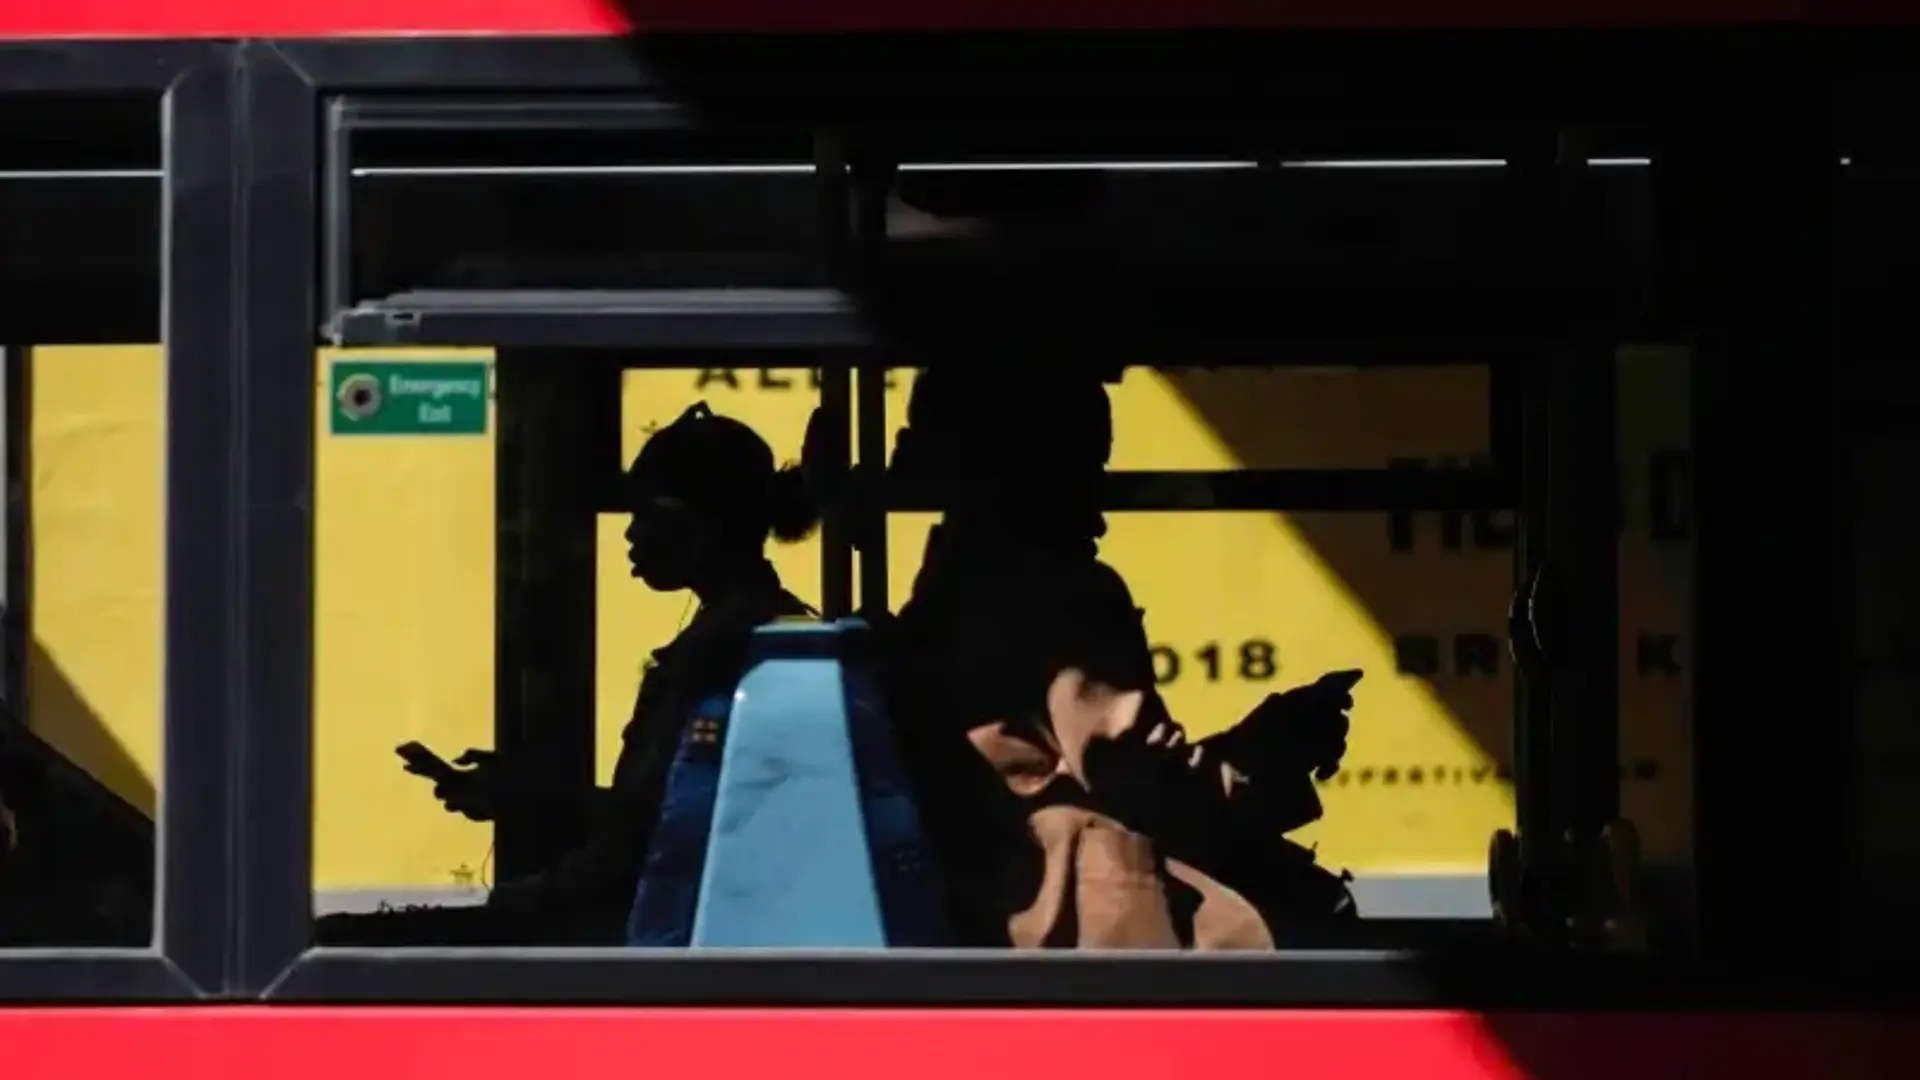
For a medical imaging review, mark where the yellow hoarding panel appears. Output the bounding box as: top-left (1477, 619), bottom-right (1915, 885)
top-left (312, 349), bottom-right (497, 893)
top-left (28, 346), bottom-right (165, 819)
top-left (28, 349), bottom-right (1692, 897)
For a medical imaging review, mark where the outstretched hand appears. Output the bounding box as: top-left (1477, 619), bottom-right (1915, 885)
top-left (1217, 669), bottom-right (1361, 782)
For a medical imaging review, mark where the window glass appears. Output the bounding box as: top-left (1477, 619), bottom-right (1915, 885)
top-left (306, 356), bottom-right (1694, 940)
top-left (0, 95), bottom-right (163, 947)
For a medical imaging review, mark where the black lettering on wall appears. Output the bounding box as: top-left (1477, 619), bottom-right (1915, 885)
top-left (694, 367), bottom-right (895, 392)
top-left (1391, 450), bottom-right (1696, 548)
top-left (1455, 633), bottom-right (1502, 678)
top-left (1150, 645), bottom-right (1181, 686)
top-left (1387, 458), bottom-right (1426, 553)
top-left (1149, 640), bottom-right (1283, 685)
top-left (1310, 760), bottom-right (1666, 788)
top-left (1386, 456), bottom-right (1514, 553)
top-left (1396, 634), bottom-right (1442, 677)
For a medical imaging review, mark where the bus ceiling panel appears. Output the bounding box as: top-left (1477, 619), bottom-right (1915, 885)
top-left (337, 100), bottom-right (1649, 170)
top-left (329, 282), bottom-right (1648, 352)
top-left (327, 288), bottom-right (866, 350)
top-left (340, 158), bottom-right (1653, 303)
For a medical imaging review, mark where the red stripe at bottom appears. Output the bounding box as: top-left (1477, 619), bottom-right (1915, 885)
top-left (1, 1008), bottom-right (1911, 1080)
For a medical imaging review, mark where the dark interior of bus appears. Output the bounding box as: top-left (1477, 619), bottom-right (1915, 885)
top-left (0, 32), bottom-right (1914, 994)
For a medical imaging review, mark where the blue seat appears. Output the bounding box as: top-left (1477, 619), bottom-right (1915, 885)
top-left (624, 691), bottom-right (733, 947)
top-left (624, 617), bottom-right (948, 949)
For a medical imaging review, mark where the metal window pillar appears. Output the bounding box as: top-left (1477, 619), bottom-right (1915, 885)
top-left (814, 133), bottom-right (855, 619)
top-left (1502, 125), bottom-right (1623, 945)
top-left (491, 355), bottom-right (620, 883)
top-left (812, 134), bottom-right (894, 621)
top-left (851, 153), bottom-right (895, 620)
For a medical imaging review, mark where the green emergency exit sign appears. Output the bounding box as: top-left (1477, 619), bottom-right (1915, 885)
top-left (330, 360), bottom-right (490, 436)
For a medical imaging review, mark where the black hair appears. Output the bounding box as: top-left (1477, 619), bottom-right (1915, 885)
top-left (895, 367), bottom-right (1113, 543)
top-left (626, 403), bottom-right (820, 545)
top-left (899, 366), bottom-right (1113, 477)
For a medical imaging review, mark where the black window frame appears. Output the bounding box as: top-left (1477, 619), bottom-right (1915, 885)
top-left (0, 38), bottom-right (240, 1001)
top-left (0, 29), bottom-right (1892, 1007)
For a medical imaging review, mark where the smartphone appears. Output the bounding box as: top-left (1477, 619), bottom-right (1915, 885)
top-left (395, 741), bottom-right (459, 784)
top-left (1317, 669), bottom-right (1364, 694)
top-left (1312, 671), bottom-right (1363, 781)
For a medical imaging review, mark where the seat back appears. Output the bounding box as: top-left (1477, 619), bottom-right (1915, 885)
top-left (624, 691), bottom-right (734, 947)
top-left (647, 617), bottom-right (945, 948)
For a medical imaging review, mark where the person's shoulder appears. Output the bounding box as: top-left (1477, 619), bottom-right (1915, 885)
top-left (1064, 556), bottom-right (1140, 612)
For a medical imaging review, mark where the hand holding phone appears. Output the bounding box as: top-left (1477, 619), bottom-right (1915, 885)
top-left (1229, 669), bottom-right (1363, 782)
top-left (397, 744), bottom-right (503, 823)
top-left (1317, 669), bottom-right (1364, 694)
top-left (395, 741), bottom-right (460, 784)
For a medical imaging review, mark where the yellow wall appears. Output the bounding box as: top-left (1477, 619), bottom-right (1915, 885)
top-left (28, 347), bottom-right (165, 819)
top-left (26, 347), bottom-right (1694, 895)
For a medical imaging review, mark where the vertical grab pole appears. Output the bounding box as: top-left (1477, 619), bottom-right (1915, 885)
top-left (852, 154), bottom-right (894, 619)
top-left (493, 354), bottom-right (601, 884)
top-left (815, 133), bottom-right (855, 619)
top-left (1505, 125), bottom-right (1565, 940)
top-left (1546, 127), bottom-right (1624, 943)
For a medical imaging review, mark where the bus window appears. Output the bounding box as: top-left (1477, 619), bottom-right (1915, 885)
top-left (0, 94), bottom-right (163, 948)
top-left (313, 358), bottom-right (837, 946)
top-left (303, 126), bottom-right (1666, 949)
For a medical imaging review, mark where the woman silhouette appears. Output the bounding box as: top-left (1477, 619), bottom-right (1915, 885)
top-left (417, 402), bottom-right (820, 942)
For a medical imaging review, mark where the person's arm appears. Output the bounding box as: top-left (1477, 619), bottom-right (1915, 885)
top-left (1046, 564), bottom-right (1330, 871)
top-left (487, 675), bottom-right (680, 919)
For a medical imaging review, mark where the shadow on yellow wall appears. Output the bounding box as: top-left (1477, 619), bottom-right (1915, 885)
top-left (25, 641), bottom-right (154, 820)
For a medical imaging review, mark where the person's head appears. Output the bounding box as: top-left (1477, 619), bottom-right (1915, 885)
top-left (621, 403), bottom-right (818, 593)
top-left (892, 366), bottom-right (1113, 542)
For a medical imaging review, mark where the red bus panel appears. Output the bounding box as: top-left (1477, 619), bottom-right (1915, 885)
top-left (3, 1007), bottom-right (1916, 1080)
top-left (2, 0), bottom-right (1919, 39)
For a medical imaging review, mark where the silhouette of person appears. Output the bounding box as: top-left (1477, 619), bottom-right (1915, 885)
top-left (324, 403), bottom-right (818, 946)
top-left (886, 366), bottom-right (1359, 948)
